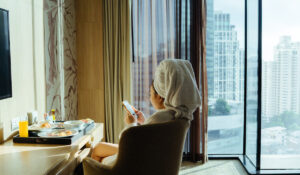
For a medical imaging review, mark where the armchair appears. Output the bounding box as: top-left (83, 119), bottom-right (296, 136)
top-left (83, 119), bottom-right (190, 175)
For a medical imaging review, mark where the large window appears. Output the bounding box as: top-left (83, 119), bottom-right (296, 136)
top-left (206, 0), bottom-right (245, 154)
top-left (208, 0), bottom-right (300, 173)
top-left (261, 0), bottom-right (300, 169)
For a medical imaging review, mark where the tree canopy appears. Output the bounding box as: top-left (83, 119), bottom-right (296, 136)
top-left (210, 99), bottom-right (231, 116)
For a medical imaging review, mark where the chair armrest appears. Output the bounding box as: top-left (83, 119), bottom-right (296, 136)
top-left (83, 157), bottom-right (114, 175)
top-left (76, 148), bottom-right (91, 163)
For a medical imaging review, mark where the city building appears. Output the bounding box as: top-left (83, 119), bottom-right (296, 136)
top-left (262, 60), bottom-right (274, 122)
top-left (263, 36), bottom-right (300, 119)
top-left (213, 11), bottom-right (243, 104)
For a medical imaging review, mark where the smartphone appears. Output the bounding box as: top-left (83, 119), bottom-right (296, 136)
top-left (122, 100), bottom-right (138, 119)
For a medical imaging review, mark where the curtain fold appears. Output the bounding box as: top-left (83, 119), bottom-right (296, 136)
top-left (103, 0), bottom-right (131, 143)
top-left (176, 0), bottom-right (208, 163)
top-left (199, 0), bottom-right (208, 163)
top-left (191, 0), bottom-right (208, 163)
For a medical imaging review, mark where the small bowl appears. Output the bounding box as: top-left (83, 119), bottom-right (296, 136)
top-left (64, 120), bottom-right (85, 129)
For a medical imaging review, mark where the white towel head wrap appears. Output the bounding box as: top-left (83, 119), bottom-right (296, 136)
top-left (153, 59), bottom-right (201, 120)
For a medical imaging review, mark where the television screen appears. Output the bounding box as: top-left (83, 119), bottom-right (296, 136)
top-left (0, 8), bottom-right (12, 100)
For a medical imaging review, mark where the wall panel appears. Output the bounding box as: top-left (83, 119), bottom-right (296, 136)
top-left (76, 0), bottom-right (105, 124)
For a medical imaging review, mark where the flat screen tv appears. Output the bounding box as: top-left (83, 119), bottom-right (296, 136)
top-left (0, 8), bottom-right (12, 100)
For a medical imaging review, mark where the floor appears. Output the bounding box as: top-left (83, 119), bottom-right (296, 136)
top-left (180, 160), bottom-right (249, 175)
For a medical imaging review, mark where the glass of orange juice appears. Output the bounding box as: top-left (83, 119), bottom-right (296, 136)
top-left (19, 120), bottom-right (28, 137)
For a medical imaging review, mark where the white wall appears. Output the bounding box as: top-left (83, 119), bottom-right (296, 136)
top-left (0, 0), bottom-right (45, 138)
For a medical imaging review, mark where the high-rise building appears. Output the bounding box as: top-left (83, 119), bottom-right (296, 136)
top-left (206, 0), bottom-right (214, 98)
top-left (213, 11), bottom-right (243, 103)
top-left (239, 49), bottom-right (245, 102)
top-left (262, 60), bottom-right (274, 121)
top-left (263, 36), bottom-right (300, 118)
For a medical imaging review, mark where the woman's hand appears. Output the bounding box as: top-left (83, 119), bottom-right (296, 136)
top-left (124, 107), bottom-right (145, 125)
top-left (124, 111), bottom-right (136, 124)
top-left (132, 107), bottom-right (145, 124)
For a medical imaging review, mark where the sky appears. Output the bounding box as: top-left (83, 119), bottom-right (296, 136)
top-left (262, 0), bottom-right (300, 61)
top-left (213, 0), bottom-right (300, 61)
top-left (214, 0), bottom-right (245, 49)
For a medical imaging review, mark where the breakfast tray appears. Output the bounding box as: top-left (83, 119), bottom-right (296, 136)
top-left (13, 122), bottom-right (95, 145)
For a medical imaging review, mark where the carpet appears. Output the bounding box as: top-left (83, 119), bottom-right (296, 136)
top-left (179, 160), bottom-right (248, 175)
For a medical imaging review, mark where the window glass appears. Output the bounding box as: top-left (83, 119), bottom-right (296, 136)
top-left (261, 0), bottom-right (300, 169)
top-left (207, 0), bottom-right (245, 154)
top-left (246, 0), bottom-right (259, 166)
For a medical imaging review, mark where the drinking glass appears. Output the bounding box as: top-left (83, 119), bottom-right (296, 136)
top-left (19, 120), bottom-right (28, 137)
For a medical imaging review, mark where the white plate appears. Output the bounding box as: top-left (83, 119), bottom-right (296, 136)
top-left (37, 129), bottom-right (78, 138)
top-left (29, 123), bottom-right (53, 131)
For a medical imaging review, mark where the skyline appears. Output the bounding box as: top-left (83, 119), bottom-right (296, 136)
top-left (214, 0), bottom-right (300, 61)
top-left (263, 0), bottom-right (300, 61)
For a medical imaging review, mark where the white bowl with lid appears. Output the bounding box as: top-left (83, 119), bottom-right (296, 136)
top-left (64, 120), bottom-right (85, 129)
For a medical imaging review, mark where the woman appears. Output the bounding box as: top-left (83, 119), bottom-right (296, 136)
top-left (91, 59), bottom-right (201, 165)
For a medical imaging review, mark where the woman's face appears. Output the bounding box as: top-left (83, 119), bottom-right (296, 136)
top-left (150, 85), bottom-right (165, 110)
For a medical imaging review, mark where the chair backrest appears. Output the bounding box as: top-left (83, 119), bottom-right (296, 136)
top-left (112, 119), bottom-right (190, 175)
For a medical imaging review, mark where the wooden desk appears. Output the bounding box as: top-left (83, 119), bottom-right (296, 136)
top-left (0, 123), bottom-right (103, 175)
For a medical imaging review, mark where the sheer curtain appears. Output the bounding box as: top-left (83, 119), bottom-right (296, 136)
top-left (132, 0), bottom-right (177, 117)
top-left (132, 0), bottom-right (208, 163)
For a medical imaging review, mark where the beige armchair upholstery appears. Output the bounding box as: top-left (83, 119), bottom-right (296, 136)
top-left (83, 119), bottom-right (190, 175)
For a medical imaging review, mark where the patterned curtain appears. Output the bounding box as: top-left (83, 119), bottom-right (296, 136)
top-left (44, 0), bottom-right (77, 121)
